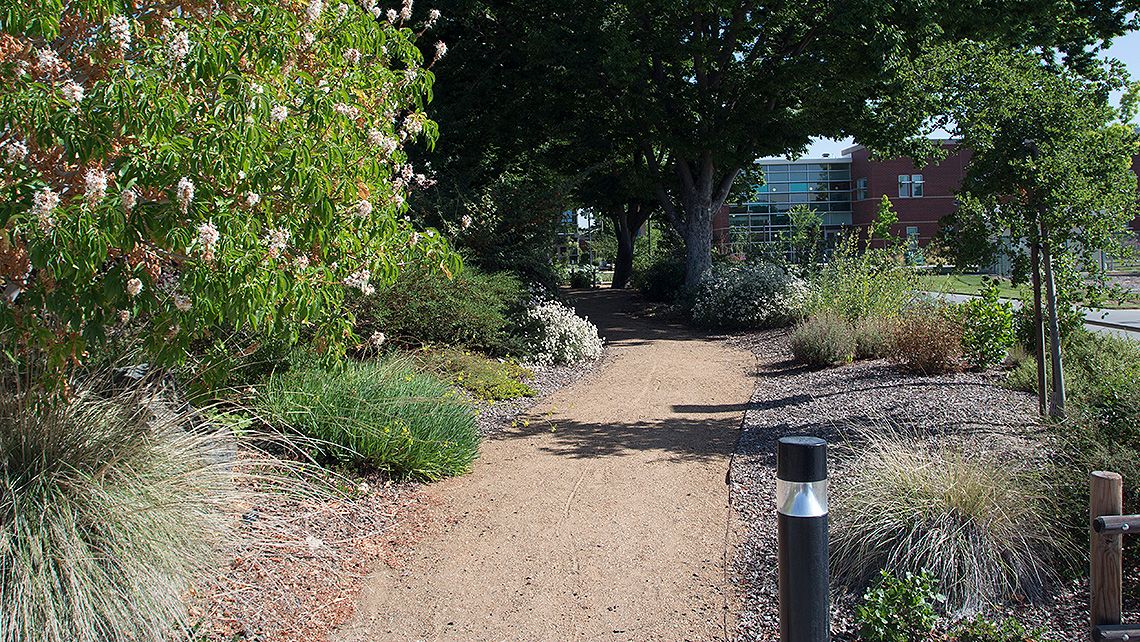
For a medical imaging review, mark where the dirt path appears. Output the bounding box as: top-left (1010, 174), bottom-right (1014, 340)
top-left (336, 289), bottom-right (755, 642)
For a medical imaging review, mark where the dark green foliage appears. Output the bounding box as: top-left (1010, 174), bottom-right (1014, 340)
top-left (790, 313), bottom-right (855, 367)
top-left (960, 280), bottom-right (1016, 370)
top-left (948, 614), bottom-right (1050, 642)
top-left (413, 346), bottom-right (536, 403)
top-left (354, 263), bottom-right (530, 356)
top-left (567, 264), bottom-right (598, 289)
top-left (256, 356), bottom-right (479, 481)
top-left (633, 253), bottom-right (687, 302)
top-left (855, 570), bottom-right (942, 642)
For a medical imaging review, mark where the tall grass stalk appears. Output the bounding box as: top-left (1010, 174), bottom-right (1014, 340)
top-left (831, 427), bottom-right (1064, 612)
top-left (0, 389), bottom-right (238, 642)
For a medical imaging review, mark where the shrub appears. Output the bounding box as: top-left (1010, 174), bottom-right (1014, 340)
top-left (890, 303), bottom-right (965, 375)
top-left (689, 263), bottom-right (806, 330)
top-left (633, 253), bottom-right (687, 302)
top-left (853, 315), bottom-right (897, 360)
top-left (413, 346), bottom-right (536, 402)
top-left (515, 299), bottom-right (605, 366)
top-left (831, 429), bottom-right (1062, 610)
top-left (960, 281), bottom-right (1016, 370)
top-left (802, 238), bottom-right (917, 323)
top-left (0, 390), bottom-right (234, 641)
top-left (855, 570), bottom-right (942, 642)
top-left (1, 0), bottom-right (455, 377)
top-left (356, 264), bottom-right (530, 356)
top-left (790, 313), bottom-right (855, 367)
top-left (567, 264), bottom-right (599, 288)
top-left (948, 614), bottom-right (1049, 642)
top-left (256, 356), bottom-right (479, 480)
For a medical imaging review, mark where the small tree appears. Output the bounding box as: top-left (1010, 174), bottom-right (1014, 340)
top-left (1, 0), bottom-right (457, 378)
top-left (930, 44), bottom-right (1139, 417)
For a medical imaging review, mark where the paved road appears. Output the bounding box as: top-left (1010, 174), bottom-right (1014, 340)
top-left (923, 292), bottom-right (1140, 339)
top-left (336, 289), bottom-right (755, 642)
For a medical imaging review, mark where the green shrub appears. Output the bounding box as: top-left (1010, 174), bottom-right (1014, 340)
top-left (790, 313), bottom-right (855, 367)
top-left (802, 239), bottom-right (917, 324)
top-left (354, 263), bottom-right (529, 356)
top-left (633, 253), bottom-right (687, 302)
top-left (0, 391), bottom-right (235, 641)
top-left (948, 613), bottom-right (1049, 642)
top-left (256, 356), bottom-right (479, 480)
top-left (960, 281), bottom-right (1016, 370)
top-left (831, 429), bottom-right (1062, 610)
top-left (855, 570), bottom-right (942, 642)
top-left (567, 264), bottom-right (598, 288)
top-left (890, 303), bottom-right (965, 375)
top-left (689, 263), bottom-right (805, 330)
top-left (853, 316), bottom-right (897, 360)
top-left (413, 347), bottom-right (536, 402)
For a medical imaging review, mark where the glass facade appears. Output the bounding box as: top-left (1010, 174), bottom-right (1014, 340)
top-left (726, 160), bottom-right (853, 251)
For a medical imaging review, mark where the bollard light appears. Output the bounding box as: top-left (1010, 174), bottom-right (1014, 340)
top-left (777, 435), bottom-right (829, 642)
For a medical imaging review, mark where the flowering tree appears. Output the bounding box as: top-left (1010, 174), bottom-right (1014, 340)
top-left (0, 0), bottom-right (457, 373)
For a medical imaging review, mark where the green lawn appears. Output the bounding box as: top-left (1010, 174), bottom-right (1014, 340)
top-left (916, 273), bottom-right (1140, 310)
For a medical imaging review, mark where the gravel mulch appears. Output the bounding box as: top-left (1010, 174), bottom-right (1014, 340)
top-left (724, 330), bottom-right (1118, 640)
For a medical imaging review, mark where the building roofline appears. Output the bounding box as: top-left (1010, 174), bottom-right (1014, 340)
top-left (842, 138), bottom-right (962, 157)
top-left (755, 156), bottom-right (851, 165)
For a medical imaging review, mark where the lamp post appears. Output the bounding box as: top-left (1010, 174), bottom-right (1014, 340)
top-left (777, 435), bottom-right (830, 642)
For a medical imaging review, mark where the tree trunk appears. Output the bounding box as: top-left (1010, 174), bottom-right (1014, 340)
top-left (682, 202), bottom-right (715, 288)
top-left (1041, 223), bottom-right (1066, 418)
top-left (610, 201), bottom-right (651, 290)
top-left (1030, 239), bottom-right (1048, 416)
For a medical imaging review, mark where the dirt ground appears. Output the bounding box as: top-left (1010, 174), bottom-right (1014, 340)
top-left (335, 289), bottom-right (756, 642)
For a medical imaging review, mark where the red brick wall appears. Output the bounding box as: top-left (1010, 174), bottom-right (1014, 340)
top-left (848, 143), bottom-right (971, 245)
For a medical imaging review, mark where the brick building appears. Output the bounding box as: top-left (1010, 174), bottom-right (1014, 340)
top-left (715, 141), bottom-right (1140, 253)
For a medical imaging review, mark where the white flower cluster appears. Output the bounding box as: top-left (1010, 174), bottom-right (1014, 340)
top-left (244, 191), bottom-right (261, 208)
top-left (433, 41), bottom-right (447, 62)
top-left (334, 102), bottom-right (360, 118)
top-left (126, 277), bottom-right (143, 298)
top-left (344, 268), bottom-right (374, 295)
top-left (425, 8), bottom-right (441, 28)
top-left (305, 0), bottom-right (324, 22)
top-left (169, 31), bottom-right (191, 64)
top-left (263, 227), bottom-right (290, 259)
top-left (400, 0), bottom-right (413, 21)
top-left (519, 299), bottom-right (604, 366)
top-left (196, 221), bottom-right (220, 259)
top-left (32, 186), bottom-right (59, 232)
top-left (34, 49), bottom-right (64, 76)
top-left (689, 263), bottom-right (806, 330)
top-left (302, 31), bottom-right (316, 48)
top-left (4, 140), bottom-right (27, 165)
top-left (344, 48), bottom-right (361, 65)
top-left (402, 113), bottom-right (424, 137)
top-left (271, 104), bottom-right (288, 122)
top-left (60, 81), bottom-right (85, 103)
top-left (85, 168), bottom-right (108, 207)
top-left (176, 177), bottom-right (194, 214)
top-left (173, 293), bottom-right (192, 312)
top-left (459, 214), bottom-right (472, 230)
top-left (108, 15), bottom-right (131, 51)
top-left (355, 199), bottom-right (373, 218)
top-left (336, 2), bottom-right (349, 19)
top-left (386, 8), bottom-right (398, 23)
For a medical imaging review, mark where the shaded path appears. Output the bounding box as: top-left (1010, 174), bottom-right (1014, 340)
top-left (336, 289), bottom-right (755, 641)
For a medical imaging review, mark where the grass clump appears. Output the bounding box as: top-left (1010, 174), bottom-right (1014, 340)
top-left (790, 312), bottom-right (855, 367)
top-left (0, 390), bottom-right (235, 642)
top-left (256, 356), bottom-right (479, 480)
top-left (831, 429), bottom-right (1062, 611)
top-left (414, 346), bottom-right (536, 402)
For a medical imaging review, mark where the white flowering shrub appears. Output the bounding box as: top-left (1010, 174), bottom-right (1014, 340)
top-left (689, 263), bottom-right (805, 330)
top-left (517, 299), bottom-right (604, 366)
top-left (0, 0), bottom-right (456, 375)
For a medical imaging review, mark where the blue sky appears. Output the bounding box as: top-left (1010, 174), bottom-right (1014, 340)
top-left (801, 31), bottom-right (1140, 158)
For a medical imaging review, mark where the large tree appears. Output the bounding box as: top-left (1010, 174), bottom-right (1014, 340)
top-left (596, 0), bottom-right (1140, 285)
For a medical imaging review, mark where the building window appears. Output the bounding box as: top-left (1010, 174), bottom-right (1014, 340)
top-left (906, 226), bottom-right (919, 238)
top-left (898, 174), bottom-right (925, 198)
top-left (856, 177), bottom-right (868, 200)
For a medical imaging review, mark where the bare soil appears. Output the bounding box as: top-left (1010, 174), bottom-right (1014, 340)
top-left (335, 289), bottom-right (756, 642)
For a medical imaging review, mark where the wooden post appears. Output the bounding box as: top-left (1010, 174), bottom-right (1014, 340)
top-left (1092, 471), bottom-right (1124, 629)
